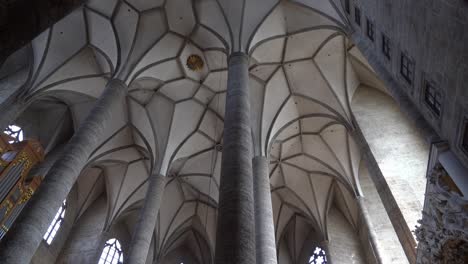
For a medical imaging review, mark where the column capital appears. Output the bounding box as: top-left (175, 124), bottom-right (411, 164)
top-left (228, 52), bottom-right (249, 64)
top-left (107, 79), bottom-right (128, 91)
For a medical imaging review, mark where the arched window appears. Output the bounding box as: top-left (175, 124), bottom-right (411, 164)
top-left (98, 238), bottom-right (124, 264)
top-left (309, 246), bottom-right (327, 264)
top-left (43, 200), bottom-right (66, 245)
top-left (3, 125), bottom-right (23, 143)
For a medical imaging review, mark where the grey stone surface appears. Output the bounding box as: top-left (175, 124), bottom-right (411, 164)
top-left (55, 195), bottom-right (107, 264)
top-left (358, 162), bottom-right (409, 264)
top-left (0, 53), bottom-right (31, 131)
top-left (127, 174), bottom-right (166, 264)
top-left (214, 52), bottom-right (255, 264)
top-left (0, 79), bottom-right (127, 264)
top-left (252, 156), bottom-right (277, 264)
top-left (328, 207), bottom-right (366, 264)
top-left (345, 0), bottom-right (468, 168)
top-left (30, 183), bottom-right (79, 264)
top-left (352, 86), bottom-right (430, 263)
top-left (320, 240), bottom-right (332, 264)
top-left (356, 196), bottom-right (383, 264)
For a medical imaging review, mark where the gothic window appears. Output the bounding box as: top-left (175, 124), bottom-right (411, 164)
top-left (3, 125), bottom-right (23, 143)
top-left (354, 7), bottom-right (361, 26)
top-left (345, 0), bottom-right (350, 14)
top-left (400, 53), bottom-right (414, 85)
top-left (366, 18), bottom-right (375, 41)
top-left (309, 246), bottom-right (327, 264)
top-left (43, 200), bottom-right (66, 245)
top-left (98, 238), bottom-right (124, 264)
top-left (424, 81), bottom-right (442, 116)
top-left (382, 34), bottom-right (391, 60)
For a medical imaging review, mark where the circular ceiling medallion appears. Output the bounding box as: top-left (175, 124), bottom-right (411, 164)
top-left (186, 54), bottom-right (204, 72)
top-left (215, 144), bottom-right (223, 152)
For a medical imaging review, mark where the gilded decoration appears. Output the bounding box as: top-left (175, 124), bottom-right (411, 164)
top-left (186, 54), bottom-right (204, 72)
top-left (0, 137), bottom-right (44, 239)
top-left (415, 164), bottom-right (468, 263)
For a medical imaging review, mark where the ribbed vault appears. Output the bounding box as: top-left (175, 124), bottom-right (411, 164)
top-left (0, 0), bottom-right (386, 262)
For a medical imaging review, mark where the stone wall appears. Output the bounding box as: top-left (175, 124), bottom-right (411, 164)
top-left (352, 85), bottom-right (429, 235)
top-left (328, 206), bottom-right (366, 264)
top-left (358, 160), bottom-right (408, 264)
top-left (30, 182), bottom-right (80, 264)
top-left (343, 0), bottom-right (468, 167)
top-left (55, 195), bottom-right (107, 264)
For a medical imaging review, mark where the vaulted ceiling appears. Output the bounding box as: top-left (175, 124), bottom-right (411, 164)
top-left (0, 0), bottom-right (388, 262)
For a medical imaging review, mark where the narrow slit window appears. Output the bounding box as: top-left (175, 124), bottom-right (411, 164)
top-left (43, 200), bottom-right (66, 245)
top-left (345, 0), bottom-right (350, 14)
top-left (355, 7), bottom-right (361, 26)
top-left (98, 238), bottom-right (124, 264)
top-left (382, 34), bottom-right (391, 59)
top-left (424, 81), bottom-right (442, 116)
top-left (462, 119), bottom-right (468, 154)
top-left (400, 53), bottom-right (414, 85)
top-left (367, 19), bottom-right (375, 41)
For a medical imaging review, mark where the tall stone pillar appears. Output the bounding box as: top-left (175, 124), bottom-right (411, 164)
top-left (214, 52), bottom-right (255, 264)
top-left (127, 173), bottom-right (166, 264)
top-left (253, 156), bottom-right (277, 264)
top-left (0, 79), bottom-right (127, 264)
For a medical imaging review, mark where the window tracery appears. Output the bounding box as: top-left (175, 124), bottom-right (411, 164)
top-left (98, 238), bottom-right (124, 264)
top-left (43, 200), bottom-right (66, 245)
top-left (309, 246), bottom-right (327, 264)
top-left (3, 125), bottom-right (23, 143)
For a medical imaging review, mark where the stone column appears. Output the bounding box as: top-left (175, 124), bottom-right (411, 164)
top-left (357, 196), bottom-right (383, 264)
top-left (253, 156), bottom-right (277, 264)
top-left (127, 173), bottom-right (166, 264)
top-left (0, 79), bottom-right (127, 264)
top-left (214, 52), bottom-right (255, 264)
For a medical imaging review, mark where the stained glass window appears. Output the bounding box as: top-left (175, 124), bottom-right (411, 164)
top-left (43, 200), bottom-right (66, 245)
top-left (309, 246), bottom-right (327, 264)
top-left (3, 125), bottom-right (23, 143)
top-left (98, 238), bottom-right (124, 264)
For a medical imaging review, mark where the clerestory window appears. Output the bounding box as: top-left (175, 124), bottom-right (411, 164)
top-left (400, 53), bottom-right (414, 85)
top-left (98, 238), bottom-right (124, 264)
top-left (43, 200), bottom-right (66, 245)
top-left (309, 246), bottom-right (327, 264)
top-left (366, 18), bottom-right (375, 41)
top-left (462, 118), bottom-right (468, 155)
top-left (424, 81), bottom-right (442, 116)
top-left (355, 7), bottom-right (361, 26)
top-left (382, 34), bottom-right (391, 60)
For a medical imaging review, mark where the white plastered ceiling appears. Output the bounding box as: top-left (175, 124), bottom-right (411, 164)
top-left (0, 0), bottom-right (387, 260)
